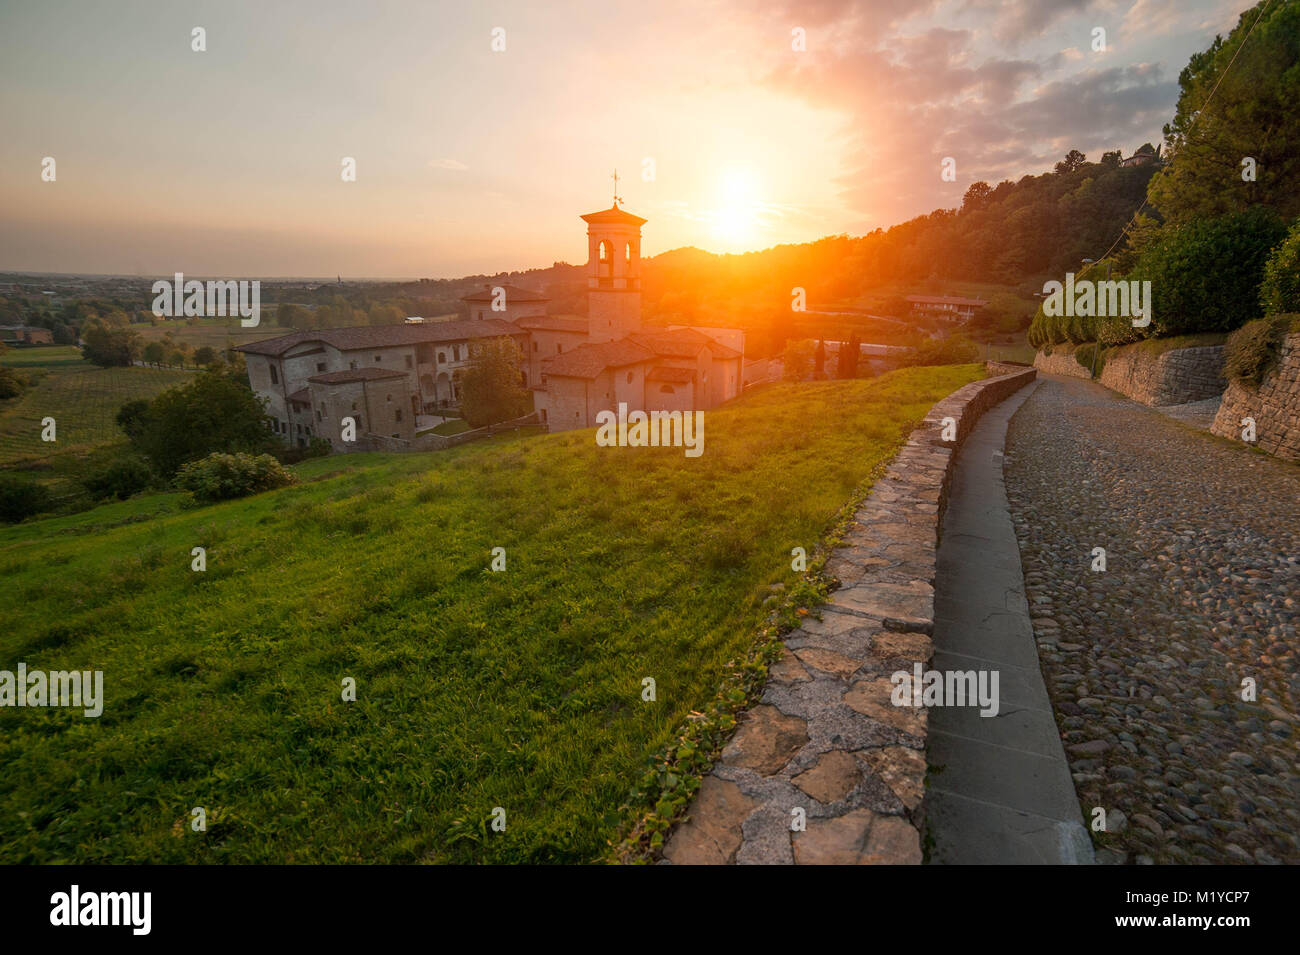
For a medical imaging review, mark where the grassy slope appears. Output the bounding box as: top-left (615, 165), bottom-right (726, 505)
top-left (0, 365), bottom-right (982, 863)
top-left (0, 346), bottom-right (190, 468)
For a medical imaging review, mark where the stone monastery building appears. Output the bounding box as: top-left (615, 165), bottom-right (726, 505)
top-left (237, 201), bottom-right (744, 449)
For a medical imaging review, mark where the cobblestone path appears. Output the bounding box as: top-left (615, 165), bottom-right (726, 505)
top-left (1005, 374), bottom-right (1300, 864)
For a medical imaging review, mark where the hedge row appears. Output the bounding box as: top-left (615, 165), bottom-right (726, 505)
top-left (1028, 210), bottom-right (1297, 349)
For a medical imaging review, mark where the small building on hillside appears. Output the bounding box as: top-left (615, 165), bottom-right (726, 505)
top-left (906, 295), bottom-right (988, 325)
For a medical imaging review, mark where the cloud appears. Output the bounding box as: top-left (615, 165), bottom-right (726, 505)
top-left (764, 12), bottom-right (1176, 227)
top-left (428, 158), bottom-right (468, 171)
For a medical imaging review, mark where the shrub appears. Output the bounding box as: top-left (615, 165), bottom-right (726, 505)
top-left (0, 365), bottom-right (27, 399)
top-left (0, 475), bottom-right (54, 523)
top-left (81, 454), bottom-right (154, 501)
top-left (902, 334), bottom-right (979, 367)
top-left (1128, 207), bottom-right (1287, 338)
top-left (1224, 315), bottom-right (1292, 387)
top-left (1073, 343), bottom-right (1105, 377)
top-left (174, 452), bottom-right (297, 503)
top-left (1260, 221), bottom-right (1300, 316)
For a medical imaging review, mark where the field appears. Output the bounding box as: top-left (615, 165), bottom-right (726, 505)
top-left (0, 346), bottom-right (190, 469)
top-left (0, 364), bottom-right (983, 863)
top-left (134, 316), bottom-right (286, 352)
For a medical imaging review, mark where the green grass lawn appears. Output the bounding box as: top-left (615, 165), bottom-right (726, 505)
top-left (0, 346), bottom-right (190, 469)
top-left (0, 364), bottom-right (983, 863)
top-left (429, 418), bottom-right (471, 436)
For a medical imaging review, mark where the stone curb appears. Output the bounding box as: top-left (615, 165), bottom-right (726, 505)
top-left (660, 365), bottom-right (1038, 864)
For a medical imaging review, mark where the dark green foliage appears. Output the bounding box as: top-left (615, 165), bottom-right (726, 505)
top-left (124, 368), bottom-right (276, 476)
top-left (0, 364), bottom-right (27, 399)
top-left (0, 474), bottom-right (53, 523)
top-left (80, 314), bottom-right (140, 367)
top-left (1129, 207), bottom-right (1287, 338)
top-left (80, 454), bottom-right (154, 501)
top-left (174, 451), bottom-right (297, 503)
top-left (459, 337), bottom-right (531, 428)
top-left (1261, 220), bottom-right (1300, 315)
top-left (1147, 0), bottom-right (1300, 226)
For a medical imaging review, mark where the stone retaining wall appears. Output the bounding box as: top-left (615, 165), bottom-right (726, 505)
top-left (1098, 343), bottom-right (1225, 406)
top-left (1033, 348), bottom-right (1092, 379)
top-left (661, 366), bottom-right (1037, 864)
top-left (1210, 333), bottom-right (1300, 462)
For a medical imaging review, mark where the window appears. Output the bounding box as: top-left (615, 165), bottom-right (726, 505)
top-left (405, 355), bottom-right (413, 369)
top-left (395, 410), bottom-right (403, 422)
top-left (374, 355), bottom-right (382, 363)
top-left (477, 310), bottom-right (483, 320)
top-left (269, 365), bottom-right (279, 385)
top-left (386, 393), bottom-right (392, 402)
top-left (351, 402), bottom-right (358, 411)
top-left (626, 371), bottom-right (633, 384)
top-left (349, 360), bottom-right (357, 370)
top-left (459, 345), bottom-right (466, 360)
top-left (316, 362), bottom-right (326, 373)
top-left (438, 351), bottom-right (445, 363)
top-left (556, 344), bottom-right (562, 354)
top-left (316, 410), bottom-right (322, 421)
top-left (532, 341), bottom-right (538, 352)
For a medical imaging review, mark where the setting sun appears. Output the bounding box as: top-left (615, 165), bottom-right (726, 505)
top-left (710, 168), bottom-right (762, 246)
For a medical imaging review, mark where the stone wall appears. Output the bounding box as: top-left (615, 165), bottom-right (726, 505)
top-left (1033, 348), bottom-right (1092, 380)
top-left (1099, 343), bottom-right (1225, 406)
top-left (1210, 333), bottom-right (1300, 462)
top-left (661, 366), bottom-right (1037, 865)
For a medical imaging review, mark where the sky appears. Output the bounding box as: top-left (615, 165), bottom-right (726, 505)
top-left (0, 0), bottom-right (1247, 278)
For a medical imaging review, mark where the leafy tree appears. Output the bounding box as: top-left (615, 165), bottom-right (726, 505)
top-left (962, 181), bottom-right (993, 209)
top-left (123, 368), bottom-right (276, 477)
top-left (1054, 149), bottom-right (1087, 174)
top-left (168, 350), bottom-right (187, 368)
top-left (1260, 219), bottom-right (1300, 314)
top-left (81, 313), bottom-right (140, 367)
top-left (142, 341), bottom-right (165, 366)
top-left (1100, 150), bottom-right (1122, 167)
top-left (0, 475), bottom-right (53, 523)
top-left (459, 337), bottom-right (530, 427)
top-left (1146, 0), bottom-right (1300, 225)
top-left (782, 339), bottom-right (814, 381)
top-left (193, 346), bottom-right (217, 366)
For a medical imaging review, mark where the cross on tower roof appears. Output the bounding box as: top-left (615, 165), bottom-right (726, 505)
top-left (611, 168), bottom-right (622, 208)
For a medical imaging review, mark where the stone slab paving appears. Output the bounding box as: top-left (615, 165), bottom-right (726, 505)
top-left (1005, 373), bottom-right (1300, 864)
top-left (925, 380), bottom-right (1095, 864)
top-left (662, 368), bottom-right (1037, 864)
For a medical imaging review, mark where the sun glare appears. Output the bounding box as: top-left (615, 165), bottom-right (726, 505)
top-left (710, 168), bottom-right (762, 246)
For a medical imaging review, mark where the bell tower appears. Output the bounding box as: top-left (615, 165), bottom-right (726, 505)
top-left (582, 179), bottom-right (646, 344)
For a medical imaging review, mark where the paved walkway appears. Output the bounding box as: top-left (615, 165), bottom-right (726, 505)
top-left (925, 380), bottom-right (1095, 863)
top-left (1004, 374), bottom-right (1299, 864)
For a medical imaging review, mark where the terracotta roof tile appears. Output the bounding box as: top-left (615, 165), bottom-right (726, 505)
top-left (234, 319), bottom-right (524, 356)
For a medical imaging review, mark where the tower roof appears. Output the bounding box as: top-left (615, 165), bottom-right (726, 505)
top-left (581, 205), bottom-right (647, 227)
